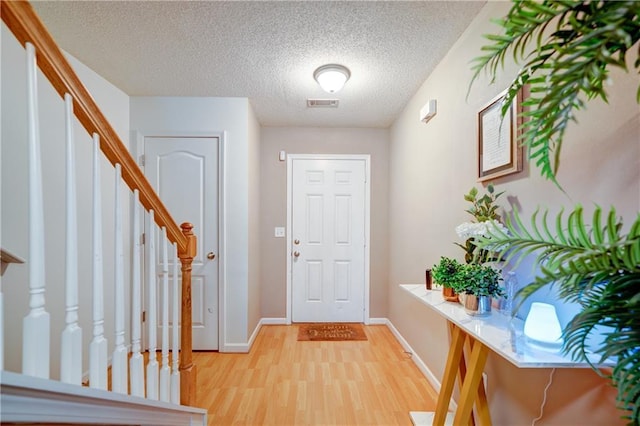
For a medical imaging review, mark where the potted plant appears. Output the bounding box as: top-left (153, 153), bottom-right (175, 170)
top-left (455, 184), bottom-right (507, 265)
top-left (452, 263), bottom-right (505, 316)
top-left (431, 256), bottom-right (464, 302)
top-left (470, 1), bottom-right (640, 421)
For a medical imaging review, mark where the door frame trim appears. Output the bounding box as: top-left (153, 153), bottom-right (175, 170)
top-left (131, 130), bottom-right (226, 351)
top-left (285, 154), bottom-right (371, 324)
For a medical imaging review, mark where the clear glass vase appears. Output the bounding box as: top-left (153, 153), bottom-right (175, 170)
top-left (501, 271), bottom-right (517, 317)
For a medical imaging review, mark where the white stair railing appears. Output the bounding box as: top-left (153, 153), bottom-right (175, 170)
top-left (23, 42), bottom-right (50, 380)
top-left (147, 211), bottom-right (159, 400)
top-left (1, 2), bottom-right (201, 419)
top-left (0, 273), bottom-right (3, 371)
top-left (130, 189), bottom-right (145, 398)
top-left (171, 244), bottom-right (181, 404)
top-left (160, 227), bottom-right (171, 402)
top-left (90, 133), bottom-right (108, 390)
top-left (112, 164), bottom-right (128, 394)
top-left (61, 93), bottom-right (82, 385)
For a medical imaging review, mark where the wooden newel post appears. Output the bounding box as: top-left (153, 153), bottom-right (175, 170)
top-left (179, 222), bottom-right (197, 406)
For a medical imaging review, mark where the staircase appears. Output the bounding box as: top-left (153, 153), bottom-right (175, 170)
top-left (1, 1), bottom-right (205, 423)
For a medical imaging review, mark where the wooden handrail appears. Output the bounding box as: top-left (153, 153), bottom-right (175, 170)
top-left (1, 0), bottom-right (186, 251)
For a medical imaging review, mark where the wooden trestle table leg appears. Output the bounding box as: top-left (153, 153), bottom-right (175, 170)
top-left (453, 335), bottom-right (490, 426)
top-left (468, 338), bottom-right (492, 425)
top-left (432, 324), bottom-right (466, 426)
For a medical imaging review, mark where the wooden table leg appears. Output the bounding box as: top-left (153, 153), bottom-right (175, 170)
top-left (461, 338), bottom-right (477, 426)
top-left (433, 324), bottom-right (466, 426)
top-left (453, 338), bottom-right (490, 426)
top-left (466, 337), bottom-right (491, 425)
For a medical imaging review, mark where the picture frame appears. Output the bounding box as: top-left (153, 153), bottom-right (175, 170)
top-left (477, 88), bottom-right (524, 182)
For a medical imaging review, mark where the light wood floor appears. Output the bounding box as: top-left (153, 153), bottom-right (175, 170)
top-left (193, 324), bottom-right (438, 425)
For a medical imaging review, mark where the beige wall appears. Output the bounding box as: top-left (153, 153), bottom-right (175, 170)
top-left (259, 127), bottom-right (390, 319)
top-left (388, 2), bottom-right (639, 425)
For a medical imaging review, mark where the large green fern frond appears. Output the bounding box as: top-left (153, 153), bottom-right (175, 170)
top-left (470, 0), bottom-right (640, 185)
top-left (564, 272), bottom-right (640, 422)
top-left (475, 206), bottom-right (640, 422)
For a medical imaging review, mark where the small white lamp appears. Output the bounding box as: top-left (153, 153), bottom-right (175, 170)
top-left (314, 64), bottom-right (351, 93)
top-left (524, 302), bottom-right (564, 352)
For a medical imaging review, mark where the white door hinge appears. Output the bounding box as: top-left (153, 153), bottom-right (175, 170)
top-left (139, 154), bottom-right (145, 166)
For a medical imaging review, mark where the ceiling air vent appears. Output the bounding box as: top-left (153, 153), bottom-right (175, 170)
top-left (307, 99), bottom-right (339, 108)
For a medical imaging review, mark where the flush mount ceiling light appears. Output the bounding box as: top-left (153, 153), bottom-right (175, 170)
top-left (313, 64), bottom-right (351, 93)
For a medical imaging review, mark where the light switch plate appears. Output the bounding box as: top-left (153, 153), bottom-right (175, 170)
top-left (274, 227), bottom-right (285, 238)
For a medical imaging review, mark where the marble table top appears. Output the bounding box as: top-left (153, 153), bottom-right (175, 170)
top-left (401, 284), bottom-right (608, 368)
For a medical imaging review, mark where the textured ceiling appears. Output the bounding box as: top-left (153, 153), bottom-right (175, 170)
top-left (32, 1), bottom-right (486, 128)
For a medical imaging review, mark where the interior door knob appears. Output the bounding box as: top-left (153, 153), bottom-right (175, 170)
top-left (294, 239), bottom-right (300, 245)
top-left (293, 251), bottom-right (300, 258)
top-left (207, 252), bottom-right (216, 260)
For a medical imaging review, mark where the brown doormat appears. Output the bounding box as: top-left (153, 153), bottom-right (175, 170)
top-left (297, 323), bottom-right (368, 341)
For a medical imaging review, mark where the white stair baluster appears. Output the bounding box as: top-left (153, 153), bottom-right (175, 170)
top-left (0, 284), bottom-right (3, 370)
top-left (130, 190), bottom-right (145, 397)
top-left (146, 211), bottom-right (159, 400)
top-left (159, 227), bottom-right (171, 402)
top-left (170, 243), bottom-right (180, 404)
top-left (89, 133), bottom-right (108, 390)
top-left (0, 281), bottom-right (3, 370)
top-left (61, 93), bottom-right (82, 384)
top-left (23, 42), bottom-right (50, 379)
top-left (111, 164), bottom-right (128, 393)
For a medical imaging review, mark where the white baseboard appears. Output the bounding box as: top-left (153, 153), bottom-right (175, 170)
top-left (368, 317), bottom-right (388, 325)
top-left (220, 342), bottom-right (250, 353)
top-left (384, 319), bottom-right (442, 389)
top-left (220, 318), bottom-right (288, 353)
top-left (383, 318), bottom-right (457, 410)
top-left (260, 317), bottom-right (287, 325)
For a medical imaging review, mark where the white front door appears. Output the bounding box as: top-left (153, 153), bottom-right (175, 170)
top-left (144, 136), bottom-right (219, 350)
top-left (290, 157), bottom-right (367, 322)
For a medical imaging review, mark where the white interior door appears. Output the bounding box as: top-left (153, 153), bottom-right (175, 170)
top-left (291, 158), bottom-right (366, 322)
top-left (144, 136), bottom-right (218, 350)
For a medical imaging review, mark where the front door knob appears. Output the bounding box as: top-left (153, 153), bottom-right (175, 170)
top-left (294, 239), bottom-right (300, 245)
top-left (293, 251), bottom-right (300, 258)
top-left (207, 252), bottom-right (216, 260)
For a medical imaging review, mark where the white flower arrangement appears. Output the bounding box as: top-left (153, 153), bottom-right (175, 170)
top-left (455, 219), bottom-right (508, 240)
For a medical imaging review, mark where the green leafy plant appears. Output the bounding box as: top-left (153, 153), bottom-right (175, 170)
top-left (463, 184), bottom-right (503, 222)
top-left (475, 207), bottom-right (640, 422)
top-left (453, 263), bottom-right (505, 298)
top-left (471, 0), bottom-right (640, 186)
top-left (455, 184), bottom-right (505, 264)
top-left (431, 257), bottom-right (465, 289)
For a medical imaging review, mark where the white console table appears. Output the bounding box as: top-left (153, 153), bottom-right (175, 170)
top-left (401, 284), bottom-right (602, 426)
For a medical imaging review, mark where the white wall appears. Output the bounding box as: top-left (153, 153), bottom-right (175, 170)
top-left (388, 2), bottom-right (638, 424)
top-left (247, 103), bottom-right (261, 339)
top-left (130, 97), bottom-right (255, 349)
top-left (1, 23), bottom-right (131, 378)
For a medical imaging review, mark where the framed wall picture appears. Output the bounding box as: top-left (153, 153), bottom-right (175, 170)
top-left (477, 88), bottom-right (524, 182)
